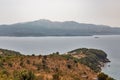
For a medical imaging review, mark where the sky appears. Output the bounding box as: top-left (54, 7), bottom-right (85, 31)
top-left (0, 0), bottom-right (120, 27)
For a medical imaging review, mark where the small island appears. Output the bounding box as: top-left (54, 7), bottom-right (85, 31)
top-left (0, 48), bottom-right (114, 80)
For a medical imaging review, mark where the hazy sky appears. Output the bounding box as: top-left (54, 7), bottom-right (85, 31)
top-left (0, 0), bottom-right (120, 27)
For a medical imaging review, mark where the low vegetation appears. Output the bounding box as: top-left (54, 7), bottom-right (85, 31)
top-left (0, 48), bottom-right (114, 80)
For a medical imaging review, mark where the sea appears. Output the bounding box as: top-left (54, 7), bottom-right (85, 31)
top-left (0, 35), bottom-right (119, 79)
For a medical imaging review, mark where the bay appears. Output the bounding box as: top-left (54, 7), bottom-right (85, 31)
top-left (0, 35), bottom-right (119, 79)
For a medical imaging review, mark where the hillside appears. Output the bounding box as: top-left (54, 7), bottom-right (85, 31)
top-left (0, 48), bottom-right (113, 80)
top-left (0, 49), bottom-right (21, 57)
top-left (0, 19), bottom-right (120, 36)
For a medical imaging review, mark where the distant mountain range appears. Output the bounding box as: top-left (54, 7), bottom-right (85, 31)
top-left (0, 19), bottom-right (120, 36)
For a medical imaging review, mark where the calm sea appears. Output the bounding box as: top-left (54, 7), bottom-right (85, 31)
top-left (0, 35), bottom-right (119, 79)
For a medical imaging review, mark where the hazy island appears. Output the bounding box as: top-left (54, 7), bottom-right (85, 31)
top-left (0, 19), bottom-right (120, 37)
top-left (0, 48), bottom-right (115, 80)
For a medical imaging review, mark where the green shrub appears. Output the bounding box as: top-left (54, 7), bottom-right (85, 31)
top-left (97, 72), bottom-right (115, 80)
top-left (14, 70), bottom-right (36, 80)
top-left (43, 56), bottom-right (47, 60)
top-left (52, 73), bottom-right (60, 80)
top-left (67, 64), bottom-right (72, 69)
top-left (8, 62), bottom-right (13, 67)
top-left (0, 69), bottom-right (9, 76)
top-left (38, 55), bottom-right (42, 59)
top-left (0, 61), bottom-right (4, 68)
top-left (106, 77), bottom-right (115, 80)
top-left (26, 60), bottom-right (30, 64)
top-left (35, 64), bottom-right (42, 71)
top-left (97, 72), bottom-right (108, 80)
top-left (32, 54), bottom-right (35, 56)
top-left (20, 62), bottom-right (24, 67)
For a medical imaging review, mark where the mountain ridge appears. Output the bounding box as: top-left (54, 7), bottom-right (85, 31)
top-left (0, 19), bottom-right (120, 36)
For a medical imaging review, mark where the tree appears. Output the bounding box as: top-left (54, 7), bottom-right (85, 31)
top-left (106, 77), bottom-right (115, 80)
top-left (97, 73), bottom-right (115, 80)
top-left (97, 72), bottom-right (108, 80)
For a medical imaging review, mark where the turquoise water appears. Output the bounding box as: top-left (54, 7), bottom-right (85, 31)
top-left (0, 35), bottom-right (119, 79)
